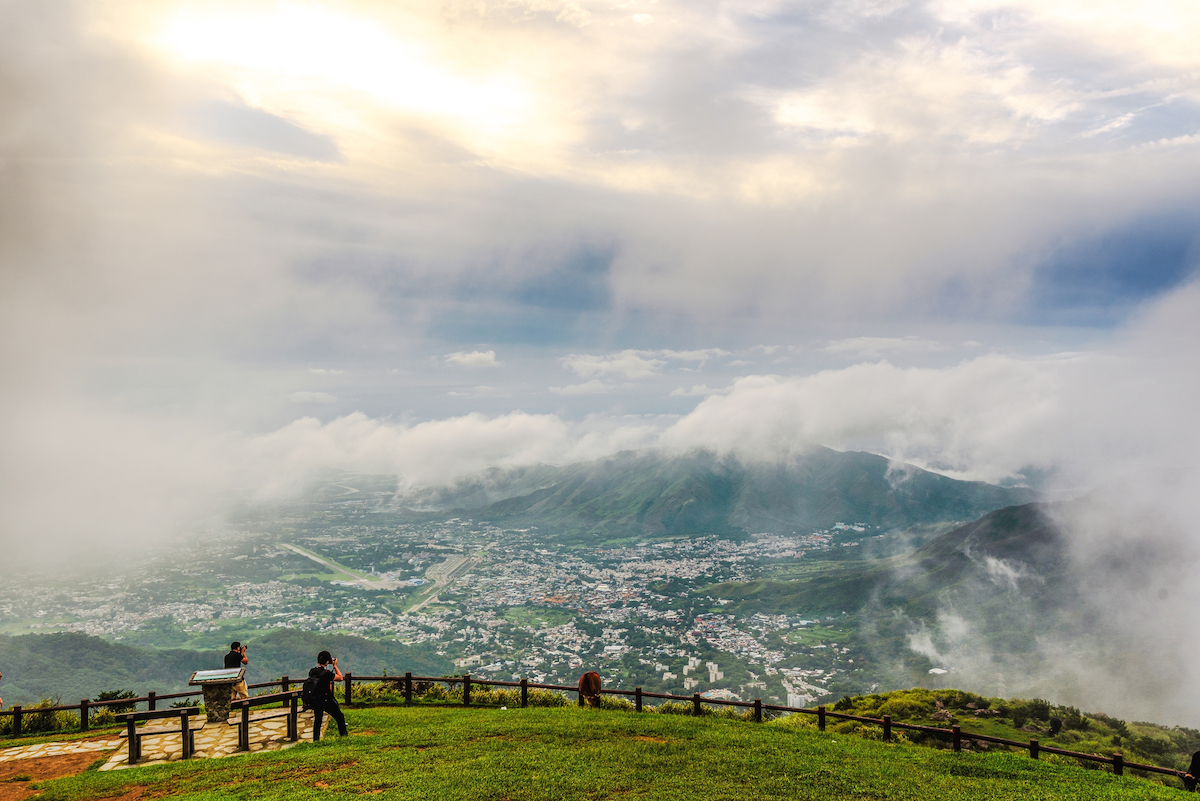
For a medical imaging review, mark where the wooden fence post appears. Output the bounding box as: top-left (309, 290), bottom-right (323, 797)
top-left (344, 673), bottom-right (353, 706)
top-left (754, 698), bottom-right (762, 724)
top-left (520, 678), bottom-right (528, 709)
top-left (80, 699), bottom-right (89, 732)
top-left (1113, 752), bottom-right (1123, 776)
top-left (181, 711), bottom-right (192, 760)
top-left (692, 693), bottom-right (701, 717)
top-left (818, 706), bottom-right (826, 732)
top-left (952, 725), bottom-right (961, 752)
top-left (463, 674), bottom-right (471, 706)
top-left (282, 675), bottom-right (290, 693)
top-left (125, 716), bottom-right (137, 763)
top-left (12, 706), bottom-right (21, 738)
top-left (148, 691), bottom-right (156, 712)
top-left (634, 687), bottom-right (642, 713)
top-left (883, 715), bottom-right (891, 741)
top-left (239, 700), bottom-right (251, 752)
top-left (1029, 738), bottom-right (1039, 760)
top-left (405, 672), bottom-right (413, 704)
top-left (288, 694), bottom-right (299, 741)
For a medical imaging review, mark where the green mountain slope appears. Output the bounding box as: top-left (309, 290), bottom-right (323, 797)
top-left (710, 501), bottom-right (1069, 617)
top-left (0, 630), bottom-right (450, 707)
top-left (396, 448), bottom-right (1035, 541)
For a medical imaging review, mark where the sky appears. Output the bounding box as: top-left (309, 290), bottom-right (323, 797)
top-left (3, 0), bottom-right (1200, 562)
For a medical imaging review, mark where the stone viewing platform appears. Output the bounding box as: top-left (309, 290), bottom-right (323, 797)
top-left (98, 708), bottom-right (329, 771)
top-left (0, 711), bottom-right (328, 775)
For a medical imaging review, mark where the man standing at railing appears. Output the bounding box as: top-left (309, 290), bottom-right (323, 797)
top-left (224, 641), bottom-right (249, 701)
top-left (304, 650), bottom-right (348, 741)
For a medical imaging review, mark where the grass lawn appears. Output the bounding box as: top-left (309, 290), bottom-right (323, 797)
top-left (27, 706), bottom-right (1188, 801)
top-left (787, 625), bottom-right (855, 646)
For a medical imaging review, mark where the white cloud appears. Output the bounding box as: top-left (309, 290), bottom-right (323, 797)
top-left (562, 351), bottom-right (666, 379)
top-left (445, 350), bottom-right (500, 368)
top-left (562, 348), bottom-right (730, 379)
top-left (670, 384), bottom-right (720, 397)
top-left (659, 348), bottom-right (731, 363)
top-left (289, 391), bottom-right (338, 404)
top-left (309, 368), bottom-right (344, 375)
top-left (550, 380), bottom-right (614, 395)
top-left (822, 336), bottom-right (946, 358)
top-left (447, 386), bottom-right (499, 397)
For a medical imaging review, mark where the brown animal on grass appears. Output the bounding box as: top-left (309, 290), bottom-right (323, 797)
top-left (578, 671), bottom-right (602, 708)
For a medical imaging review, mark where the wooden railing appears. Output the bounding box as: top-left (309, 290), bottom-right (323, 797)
top-left (0, 678), bottom-right (292, 738)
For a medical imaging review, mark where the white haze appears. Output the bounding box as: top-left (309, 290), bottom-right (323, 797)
top-left (3, 0), bottom-right (1200, 723)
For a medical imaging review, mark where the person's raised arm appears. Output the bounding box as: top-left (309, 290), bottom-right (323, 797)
top-left (331, 657), bottom-right (343, 682)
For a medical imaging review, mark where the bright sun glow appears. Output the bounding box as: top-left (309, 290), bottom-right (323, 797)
top-left (156, 6), bottom-right (533, 133)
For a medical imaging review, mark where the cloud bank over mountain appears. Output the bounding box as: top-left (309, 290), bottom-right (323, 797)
top-left (2, 0), bottom-right (1199, 574)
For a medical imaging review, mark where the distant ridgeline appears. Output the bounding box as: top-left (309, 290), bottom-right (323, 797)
top-left (0, 629), bottom-right (451, 708)
top-left (391, 448), bottom-right (1036, 543)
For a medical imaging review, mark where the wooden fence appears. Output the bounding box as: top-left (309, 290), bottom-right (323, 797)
top-left (0, 671), bottom-right (1184, 783)
top-left (0, 679), bottom-right (287, 738)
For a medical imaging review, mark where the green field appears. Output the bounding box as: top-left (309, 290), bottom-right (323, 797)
top-left (502, 605), bottom-right (575, 628)
top-left (27, 705), bottom-right (1189, 800)
top-left (787, 624), bottom-right (855, 646)
top-left (280, 544), bottom-right (378, 583)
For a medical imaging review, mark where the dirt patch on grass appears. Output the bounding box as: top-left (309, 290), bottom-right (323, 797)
top-left (0, 753), bottom-right (111, 801)
top-left (632, 735), bottom-right (674, 744)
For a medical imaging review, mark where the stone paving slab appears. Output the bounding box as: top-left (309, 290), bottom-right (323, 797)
top-left (98, 710), bottom-right (330, 771)
top-left (0, 738), bottom-right (122, 763)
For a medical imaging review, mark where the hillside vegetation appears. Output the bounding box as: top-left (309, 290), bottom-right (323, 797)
top-left (0, 630), bottom-right (450, 708)
top-left (826, 688), bottom-right (1200, 775)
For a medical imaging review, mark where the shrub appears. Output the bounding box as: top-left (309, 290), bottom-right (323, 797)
top-left (598, 695), bottom-right (635, 712)
top-left (0, 698), bottom-right (80, 736)
top-left (877, 698), bottom-right (933, 720)
top-left (1091, 713), bottom-right (1130, 738)
top-left (94, 690), bottom-right (138, 714)
top-left (1053, 705), bottom-right (1091, 732)
top-left (1010, 698), bottom-right (1051, 722)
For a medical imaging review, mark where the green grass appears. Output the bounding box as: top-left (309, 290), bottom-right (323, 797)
top-left (787, 625), bottom-right (855, 646)
top-left (27, 706), bottom-right (1188, 800)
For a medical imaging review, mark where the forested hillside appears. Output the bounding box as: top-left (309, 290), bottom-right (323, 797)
top-left (0, 630), bottom-right (450, 706)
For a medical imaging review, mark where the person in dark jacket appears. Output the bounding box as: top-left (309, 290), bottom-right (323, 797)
top-left (308, 650), bottom-right (348, 741)
top-left (1183, 750), bottom-right (1200, 792)
top-left (224, 642), bottom-right (249, 700)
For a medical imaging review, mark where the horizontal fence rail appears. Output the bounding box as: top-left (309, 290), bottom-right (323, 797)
top-left (2, 671), bottom-right (1186, 782)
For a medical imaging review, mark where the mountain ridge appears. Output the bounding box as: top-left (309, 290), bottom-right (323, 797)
top-left (393, 448), bottom-right (1037, 541)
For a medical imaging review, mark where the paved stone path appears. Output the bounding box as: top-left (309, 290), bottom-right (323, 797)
top-left (0, 710), bottom-right (330, 773)
top-left (0, 738), bottom-right (122, 763)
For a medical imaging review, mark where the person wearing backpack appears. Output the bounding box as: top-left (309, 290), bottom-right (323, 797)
top-left (304, 650), bottom-right (348, 741)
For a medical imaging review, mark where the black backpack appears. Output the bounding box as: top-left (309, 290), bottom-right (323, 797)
top-left (302, 670), bottom-right (326, 708)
